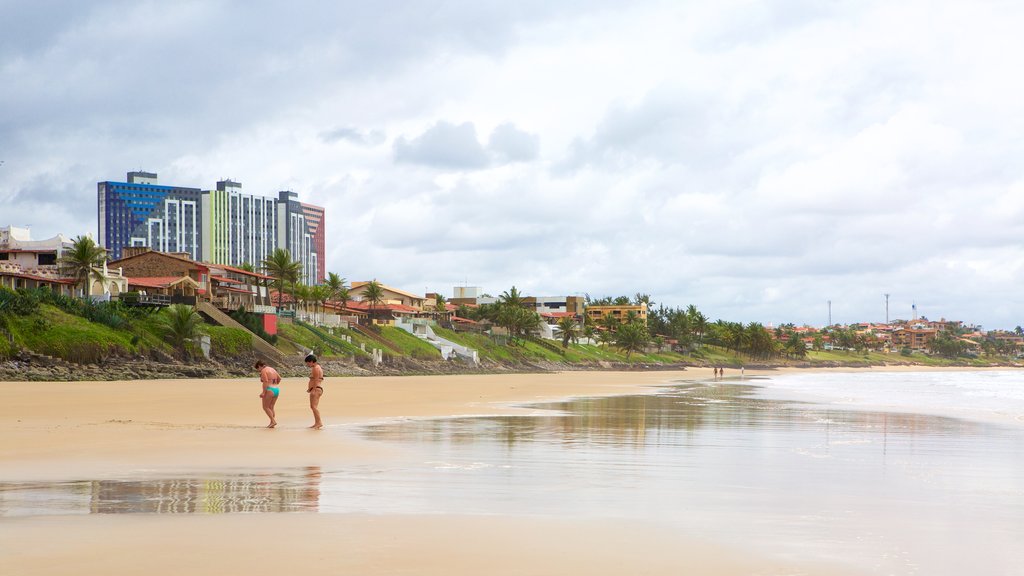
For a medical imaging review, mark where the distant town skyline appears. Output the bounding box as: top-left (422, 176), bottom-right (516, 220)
top-left (2, 2), bottom-right (1023, 329)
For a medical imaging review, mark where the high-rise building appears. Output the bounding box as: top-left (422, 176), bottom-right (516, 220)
top-left (201, 180), bottom-right (278, 268)
top-left (97, 172), bottom-right (202, 260)
top-left (277, 191), bottom-right (325, 284)
top-left (98, 171), bottom-right (325, 285)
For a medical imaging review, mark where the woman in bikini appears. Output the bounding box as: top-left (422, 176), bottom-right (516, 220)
top-left (255, 360), bottom-right (281, 428)
top-left (305, 354), bottom-right (324, 429)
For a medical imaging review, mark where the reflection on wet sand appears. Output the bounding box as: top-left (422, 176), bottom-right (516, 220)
top-left (0, 466), bottom-right (322, 515)
top-left (363, 382), bottom-right (985, 448)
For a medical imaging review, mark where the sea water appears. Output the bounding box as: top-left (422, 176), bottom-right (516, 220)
top-left (753, 369), bottom-right (1024, 426)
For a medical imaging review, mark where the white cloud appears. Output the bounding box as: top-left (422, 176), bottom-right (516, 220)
top-left (3, 0), bottom-right (1024, 328)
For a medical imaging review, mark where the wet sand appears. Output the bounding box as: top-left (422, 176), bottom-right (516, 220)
top-left (0, 368), bottom-right (954, 575)
top-left (0, 370), bottom-right (692, 481)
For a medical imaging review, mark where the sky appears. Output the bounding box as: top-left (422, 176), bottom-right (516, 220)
top-left (2, 0), bottom-right (1023, 330)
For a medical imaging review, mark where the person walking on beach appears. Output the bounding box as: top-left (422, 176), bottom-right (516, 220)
top-left (305, 354), bottom-right (324, 429)
top-left (255, 360), bottom-right (281, 428)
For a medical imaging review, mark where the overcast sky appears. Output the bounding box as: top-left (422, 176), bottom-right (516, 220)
top-left (2, 1), bottom-right (1023, 329)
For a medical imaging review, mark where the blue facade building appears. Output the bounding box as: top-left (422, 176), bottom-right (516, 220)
top-left (97, 172), bottom-right (203, 260)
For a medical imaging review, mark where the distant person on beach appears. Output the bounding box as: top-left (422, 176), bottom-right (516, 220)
top-left (255, 360), bottom-right (281, 428)
top-left (305, 354), bottom-right (324, 429)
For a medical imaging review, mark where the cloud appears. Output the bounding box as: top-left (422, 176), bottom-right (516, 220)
top-left (488, 123), bottom-right (540, 162)
top-left (393, 121), bottom-right (490, 169)
top-left (393, 121), bottom-right (540, 169)
top-left (5, 1), bottom-right (1024, 330)
top-left (320, 127), bottom-right (386, 146)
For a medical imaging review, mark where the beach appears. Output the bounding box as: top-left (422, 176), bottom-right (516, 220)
top-left (3, 367), bottom-right (1021, 575)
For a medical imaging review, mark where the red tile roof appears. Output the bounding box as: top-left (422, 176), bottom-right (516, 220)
top-left (210, 275), bottom-right (244, 285)
top-left (126, 276), bottom-right (197, 289)
top-left (0, 270), bottom-right (75, 284)
top-left (209, 264), bottom-right (273, 280)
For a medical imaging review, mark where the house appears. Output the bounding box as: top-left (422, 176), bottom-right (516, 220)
top-left (205, 263), bottom-right (275, 313)
top-left (349, 281), bottom-right (426, 310)
top-left (109, 247), bottom-right (273, 312)
top-left (585, 303), bottom-right (648, 326)
top-left (109, 248), bottom-right (210, 306)
top-left (1, 225), bottom-right (126, 298)
top-left (891, 324), bottom-right (938, 350)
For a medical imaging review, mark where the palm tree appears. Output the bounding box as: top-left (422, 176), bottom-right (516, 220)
top-left (237, 262), bottom-right (255, 272)
top-left (498, 286), bottom-right (525, 308)
top-left (310, 284), bottom-right (331, 324)
top-left (261, 248), bottom-right (301, 313)
top-left (434, 293), bottom-right (447, 311)
top-left (362, 280), bottom-right (385, 323)
top-left (160, 304), bottom-right (206, 358)
top-left (325, 272), bottom-right (346, 301)
top-left (557, 316), bottom-right (580, 348)
top-left (615, 320), bottom-right (650, 359)
top-left (293, 284), bottom-right (312, 320)
top-left (58, 235), bottom-right (107, 298)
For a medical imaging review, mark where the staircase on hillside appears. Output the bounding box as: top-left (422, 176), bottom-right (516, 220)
top-left (351, 323), bottom-right (403, 354)
top-left (195, 301), bottom-right (285, 364)
top-left (395, 319), bottom-right (479, 366)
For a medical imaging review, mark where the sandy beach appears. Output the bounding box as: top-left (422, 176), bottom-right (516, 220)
top-left (0, 368), bottom-right (886, 576)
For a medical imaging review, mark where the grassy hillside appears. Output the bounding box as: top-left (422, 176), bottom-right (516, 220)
top-left (0, 287), bottom-right (1017, 372)
top-left (4, 304), bottom-right (140, 363)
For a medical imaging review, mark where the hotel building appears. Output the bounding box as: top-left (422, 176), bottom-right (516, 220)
top-left (97, 171), bottom-right (202, 260)
top-left (201, 180), bottom-right (278, 269)
top-left (277, 191), bottom-right (325, 285)
top-left (98, 172), bottom-right (326, 285)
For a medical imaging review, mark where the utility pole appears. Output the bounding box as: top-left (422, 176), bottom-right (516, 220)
top-left (827, 300), bottom-right (832, 327)
top-left (884, 293), bottom-right (890, 325)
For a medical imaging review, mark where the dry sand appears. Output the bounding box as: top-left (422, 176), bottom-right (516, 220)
top-left (0, 368), bottom-right (867, 576)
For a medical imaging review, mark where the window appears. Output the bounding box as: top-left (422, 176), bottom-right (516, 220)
top-left (0, 253), bottom-right (8, 260)
top-left (38, 253), bottom-right (57, 266)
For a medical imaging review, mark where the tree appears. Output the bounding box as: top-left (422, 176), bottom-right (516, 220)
top-left (434, 293), bottom-right (447, 311)
top-left (600, 312), bottom-right (620, 333)
top-left (293, 284), bottom-right (312, 318)
top-left (557, 316), bottom-right (580, 348)
top-left (325, 272), bottom-right (346, 301)
top-left (362, 280), bottom-right (386, 322)
top-left (493, 286), bottom-right (540, 343)
top-left (160, 304), bottom-right (205, 358)
top-left (310, 284), bottom-right (330, 324)
top-left (262, 248), bottom-right (301, 312)
top-left (237, 262), bottom-right (255, 272)
top-left (58, 235), bottom-right (107, 298)
top-left (499, 286), bottom-right (526, 308)
top-left (785, 333), bottom-right (807, 358)
top-left (633, 293), bottom-right (654, 309)
top-left (616, 320), bottom-right (650, 359)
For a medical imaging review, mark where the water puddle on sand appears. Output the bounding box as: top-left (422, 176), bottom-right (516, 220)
top-left (3, 380), bottom-right (1024, 575)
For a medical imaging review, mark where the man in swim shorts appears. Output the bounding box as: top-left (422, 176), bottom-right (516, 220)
top-left (255, 360), bottom-right (281, 428)
top-left (305, 354), bottom-right (324, 429)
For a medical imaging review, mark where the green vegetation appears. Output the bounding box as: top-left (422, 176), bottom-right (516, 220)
top-left (0, 283), bottom-right (1019, 371)
top-left (378, 326), bottom-right (442, 359)
top-left (207, 326), bottom-right (253, 357)
top-left (262, 248), bottom-right (302, 312)
top-left (57, 235), bottom-right (107, 296)
top-left (158, 304), bottom-right (206, 359)
top-left (4, 304), bottom-right (138, 363)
